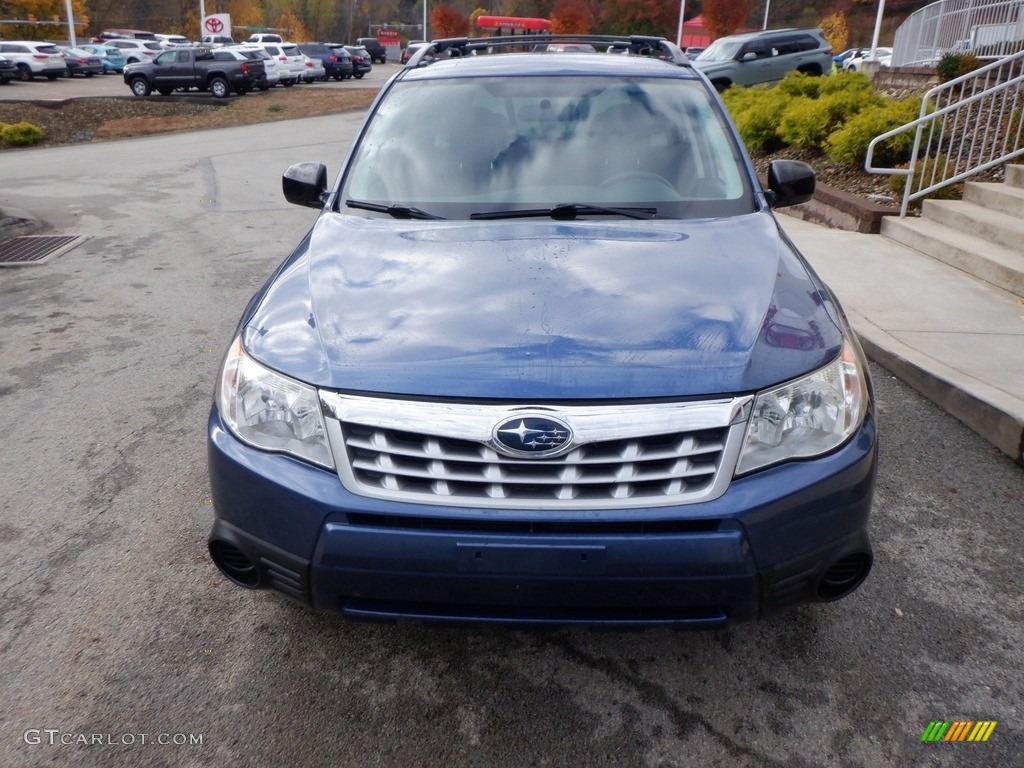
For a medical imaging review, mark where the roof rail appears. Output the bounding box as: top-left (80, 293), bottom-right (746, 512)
top-left (407, 33), bottom-right (687, 68)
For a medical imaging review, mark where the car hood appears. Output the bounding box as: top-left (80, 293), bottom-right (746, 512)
top-left (242, 212), bottom-right (843, 399)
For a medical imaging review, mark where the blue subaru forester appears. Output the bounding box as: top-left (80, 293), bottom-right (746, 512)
top-left (207, 35), bottom-right (876, 627)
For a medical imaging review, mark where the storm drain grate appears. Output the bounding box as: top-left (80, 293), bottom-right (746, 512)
top-left (0, 235), bottom-right (83, 265)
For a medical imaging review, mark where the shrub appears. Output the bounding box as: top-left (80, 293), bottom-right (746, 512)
top-left (777, 71), bottom-right (823, 99)
top-left (722, 85), bottom-right (793, 152)
top-left (887, 153), bottom-right (962, 204)
top-left (817, 70), bottom-right (874, 97)
top-left (1, 121), bottom-right (44, 147)
top-left (778, 88), bottom-right (884, 149)
top-left (825, 97), bottom-right (922, 165)
top-left (936, 52), bottom-right (981, 82)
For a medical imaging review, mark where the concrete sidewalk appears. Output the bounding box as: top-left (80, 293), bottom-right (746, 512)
top-left (780, 214), bottom-right (1024, 465)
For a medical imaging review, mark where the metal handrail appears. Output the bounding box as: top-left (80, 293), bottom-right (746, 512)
top-left (865, 48), bottom-right (1024, 216)
top-left (893, 0), bottom-right (1024, 67)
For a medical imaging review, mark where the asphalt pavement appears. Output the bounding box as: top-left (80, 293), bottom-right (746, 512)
top-left (0, 112), bottom-right (1021, 768)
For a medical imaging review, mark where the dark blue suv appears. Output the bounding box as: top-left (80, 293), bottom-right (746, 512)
top-left (207, 35), bottom-right (876, 628)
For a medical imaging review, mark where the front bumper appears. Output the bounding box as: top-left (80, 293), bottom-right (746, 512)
top-left (207, 408), bottom-right (876, 628)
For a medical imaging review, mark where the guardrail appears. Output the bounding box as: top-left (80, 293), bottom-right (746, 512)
top-left (893, 0), bottom-right (1024, 67)
top-left (865, 49), bottom-right (1024, 216)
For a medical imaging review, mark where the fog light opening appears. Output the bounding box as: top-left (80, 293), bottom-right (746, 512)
top-left (209, 539), bottom-right (262, 588)
top-left (817, 553), bottom-right (871, 601)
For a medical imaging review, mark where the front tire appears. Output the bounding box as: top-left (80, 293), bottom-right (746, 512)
top-left (129, 77), bottom-right (151, 97)
top-left (354, 73), bottom-right (364, 79)
top-left (17, 64), bottom-right (32, 81)
top-left (209, 76), bottom-right (230, 98)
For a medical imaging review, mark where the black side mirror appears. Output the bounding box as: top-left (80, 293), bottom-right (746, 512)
top-left (282, 162), bottom-right (328, 208)
top-left (766, 160), bottom-right (815, 208)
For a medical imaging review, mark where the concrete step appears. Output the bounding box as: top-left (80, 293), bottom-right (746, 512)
top-left (881, 215), bottom-right (1024, 296)
top-left (1007, 163), bottom-right (1024, 188)
top-left (964, 180), bottom-right (1024, 217)
top-left (921, 198), bottom-right (1024, 254)
top-left (780, 215), bottom-right (1024, 465)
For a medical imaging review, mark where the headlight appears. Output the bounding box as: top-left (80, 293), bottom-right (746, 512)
top-left (736, 340), bottom-right (868, 475)
top-left (215, 337), bottom-right (334, 469)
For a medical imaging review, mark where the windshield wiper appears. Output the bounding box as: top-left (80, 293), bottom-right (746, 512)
top-left (470, 204), bottom-right (658, 221)
top-left (346, 199), bottom-right (445, 220)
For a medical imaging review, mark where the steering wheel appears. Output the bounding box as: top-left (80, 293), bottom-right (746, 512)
top-left (601, 171), bottom-right (677, 193)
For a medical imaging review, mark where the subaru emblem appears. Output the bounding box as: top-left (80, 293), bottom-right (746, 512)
top-left (492, 415), bottom-right (573, 458)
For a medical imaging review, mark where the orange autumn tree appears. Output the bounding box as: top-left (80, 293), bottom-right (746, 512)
top-left (431, 5), bottom-right (469, 38)
top-left (551, 0), bottom-right (593, 34)
top-left (703, 0), bottom-right (752, 39)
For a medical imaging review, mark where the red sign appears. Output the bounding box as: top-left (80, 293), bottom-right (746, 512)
top-left (204, 17), bottom-right (224, 34)
top-left (376, 27), bottom-right (400, 45)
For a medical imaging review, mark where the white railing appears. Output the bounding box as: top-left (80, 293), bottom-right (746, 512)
top-left (865, 49), bottom-right (1024, 216)
top-left (893, 0), bottom-right (1024, 67)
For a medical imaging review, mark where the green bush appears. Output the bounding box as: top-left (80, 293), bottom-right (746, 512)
top-left (825, 97), bottom-right (922, 165)
top-left (722, 85), bottom-right (793, 152)
top-left (777, 71), bottom-right (823, 99)
top-left (778, 88), bottom-right (884, 149)
top-left (1, 121), bottom-right (44, 147)
top-left (887, 154), bottom-right (962, 203)
top-left (936, 52), bottom-right (982, 82)
top-left (817, 70), bottom-right (875, 97)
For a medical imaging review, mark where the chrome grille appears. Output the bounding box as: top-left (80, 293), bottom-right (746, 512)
top-left (320, 394), bottom-right (750, 509)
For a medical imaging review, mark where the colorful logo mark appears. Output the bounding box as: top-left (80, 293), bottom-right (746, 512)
top-left (921, 721), bottom-right (997, 742)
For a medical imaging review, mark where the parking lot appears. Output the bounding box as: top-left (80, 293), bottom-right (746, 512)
top-left (0, 60), bottom-right (396, 100)
top-left (0, 89), bottom-right (1021, 767)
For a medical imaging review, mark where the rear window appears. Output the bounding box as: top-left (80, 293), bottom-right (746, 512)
top-left (282, 45), bottom-right (301, 57)
top-left (36, 45), bottom-right (61, 54)
top-left (144, 42), bottom-right (163, 51)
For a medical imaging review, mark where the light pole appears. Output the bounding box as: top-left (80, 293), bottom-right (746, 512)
top-left (762, 0), bottom-right (771, 30)
top-left (423, 0), bottom-right (428, 41)
top-left (676, 0), bottom-right (685, 47)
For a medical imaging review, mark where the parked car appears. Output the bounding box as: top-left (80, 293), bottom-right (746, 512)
top-left (103, 38), bottom-right (164, 64)
top-left (58, 46), bottom-right (105, 77)
top-left (230, 45), bottom-right (280, 88)
top-left (533, 42), bottom-right (597, 52)
top-left (0, 55), bottom-right (16, 83)
top-left (297, 43), bottom-right (353, 80)
top-left (684, 46), bottom-right (705, 58)
top-left (344, 45), bottom-right (372, 77)
top-left (691, 28), bottom-right (833, 90)
top-left (155, 34), bottom-right (191, 48)
top-left (355, 37), bottom-right (387, 63)
top-left (0, 41), bottom-right (68, 80)
top-left (207, 35), bottom-right (876, 628)
top-left (247, 33), bottom-right (283, 44)
top-left (92, 29), bottom-right (158, 42)
top-left (844, 47), bottom-right (892, 71)
top-left (199, 35), bottom-right (235, 48)
top-left (251, 42), bottom-right (304, 85)
top-left (124, 46), bottom-right (266, 97)
top-left (832, 47), bottom-right (865, 67)
top-left (300, 54), bottom-right (326, 82)
top-left (400, 41), bottom-right (426, 65)
top-left (79, 44), bottom-right (128, 73)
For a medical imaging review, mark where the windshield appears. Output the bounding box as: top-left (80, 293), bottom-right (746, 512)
top-left (340, 75), bottom-right (753, 220)
top-left (693, 39), bottom-right (742, 62)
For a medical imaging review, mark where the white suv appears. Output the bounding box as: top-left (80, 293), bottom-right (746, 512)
top-left (251, 42), bottom-right (304, 85)
top-left (103, 39), bottom-right (164, 64)
top-left (0, 41), bottom-right (67, 80)
top-left (229, 45), bottom-right (280, 88)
